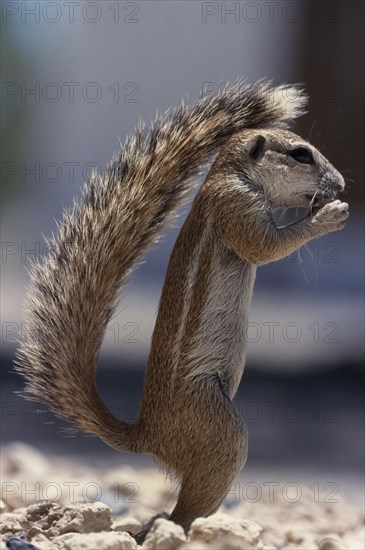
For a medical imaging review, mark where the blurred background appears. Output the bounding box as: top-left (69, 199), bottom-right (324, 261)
top-left (1, 0), bottom-right (364, 511)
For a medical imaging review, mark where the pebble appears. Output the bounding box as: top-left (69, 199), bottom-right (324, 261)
top-left (52, 531), bottom-right (137, 549)
top-left (189, 513), bottom-right (263, 549)
top-left (142, 518), bottom-right (186, 550)
top-left (112, 516), bottom-right (142, 535)
top-left (29, 535), bottom-right (56, 550)
top-left (0, 513), bottom-right (28, 536)
top-left (5, 500), bottom-right (114, 540)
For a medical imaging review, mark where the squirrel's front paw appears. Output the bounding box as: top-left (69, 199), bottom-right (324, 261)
top-left (312, 200), bottom-right (349, 234)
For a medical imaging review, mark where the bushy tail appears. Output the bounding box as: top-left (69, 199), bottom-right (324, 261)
top-left (14, 81), bottom-right (307, 451)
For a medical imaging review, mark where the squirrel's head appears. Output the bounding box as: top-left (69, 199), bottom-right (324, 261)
top-left (222, 128), bottom-right (345, 210)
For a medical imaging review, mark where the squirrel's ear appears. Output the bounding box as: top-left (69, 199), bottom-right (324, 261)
top-left (249, 135), bottom-right (266, 161)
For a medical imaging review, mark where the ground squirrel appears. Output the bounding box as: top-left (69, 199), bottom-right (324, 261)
top-left (15, 81), bottom-right (348, 533)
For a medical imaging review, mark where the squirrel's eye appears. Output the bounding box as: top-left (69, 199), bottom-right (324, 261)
top-left (289, 147), bottom-right (314, 165)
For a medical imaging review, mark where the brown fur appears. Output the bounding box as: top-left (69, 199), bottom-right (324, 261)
top-left (15, 81), bottom-right (348, 530)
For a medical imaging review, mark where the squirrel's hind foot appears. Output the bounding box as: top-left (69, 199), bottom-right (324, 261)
top-left (133, 510), bottom-right (170, 545)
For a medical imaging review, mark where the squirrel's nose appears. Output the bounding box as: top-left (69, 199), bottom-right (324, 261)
top-left (335, 174), bottom-right (345, 192)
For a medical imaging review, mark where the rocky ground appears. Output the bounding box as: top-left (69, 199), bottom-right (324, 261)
top-left (0, 443), bottom-right (363, 550)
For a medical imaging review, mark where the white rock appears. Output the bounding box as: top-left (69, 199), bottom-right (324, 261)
top-left (24, 500), bottom-right (112, 538)
top-left (25, 500), bottom-right (63, 539)
top-left (113, 516), bottom-right (142, 535)
top-left (0, 500), bottom-right (6, 513)
top-left (51, 533), bottom-right (76, 549)
top-left (189, 514), bottom-right (263, 549)
top-left (0, 512), bottom-right (28, 535)
top-left (182, 535), bottom-right (255, 549)
top-left (12, 507), bottom-right (28, 515)
top-left (179, 542), bottom-right (210, 550)
top-left (142, 518), bottom-right (186, 550)
top-left (31, 533), bottom-right (57, 549)
top-left (55, 502), bottom-right (112, 535)
top-left (53, 531), bottom-right (137, 549)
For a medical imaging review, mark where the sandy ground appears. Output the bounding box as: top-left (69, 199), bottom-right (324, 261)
top-left (0, 443), bottom-right (364, 550)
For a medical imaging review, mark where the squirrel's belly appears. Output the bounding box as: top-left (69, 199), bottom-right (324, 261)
top-left (182, 248), bottom-right (257, 396)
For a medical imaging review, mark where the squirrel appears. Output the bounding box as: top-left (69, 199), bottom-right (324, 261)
top-left (15, 81), bottom-right (348, 532)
